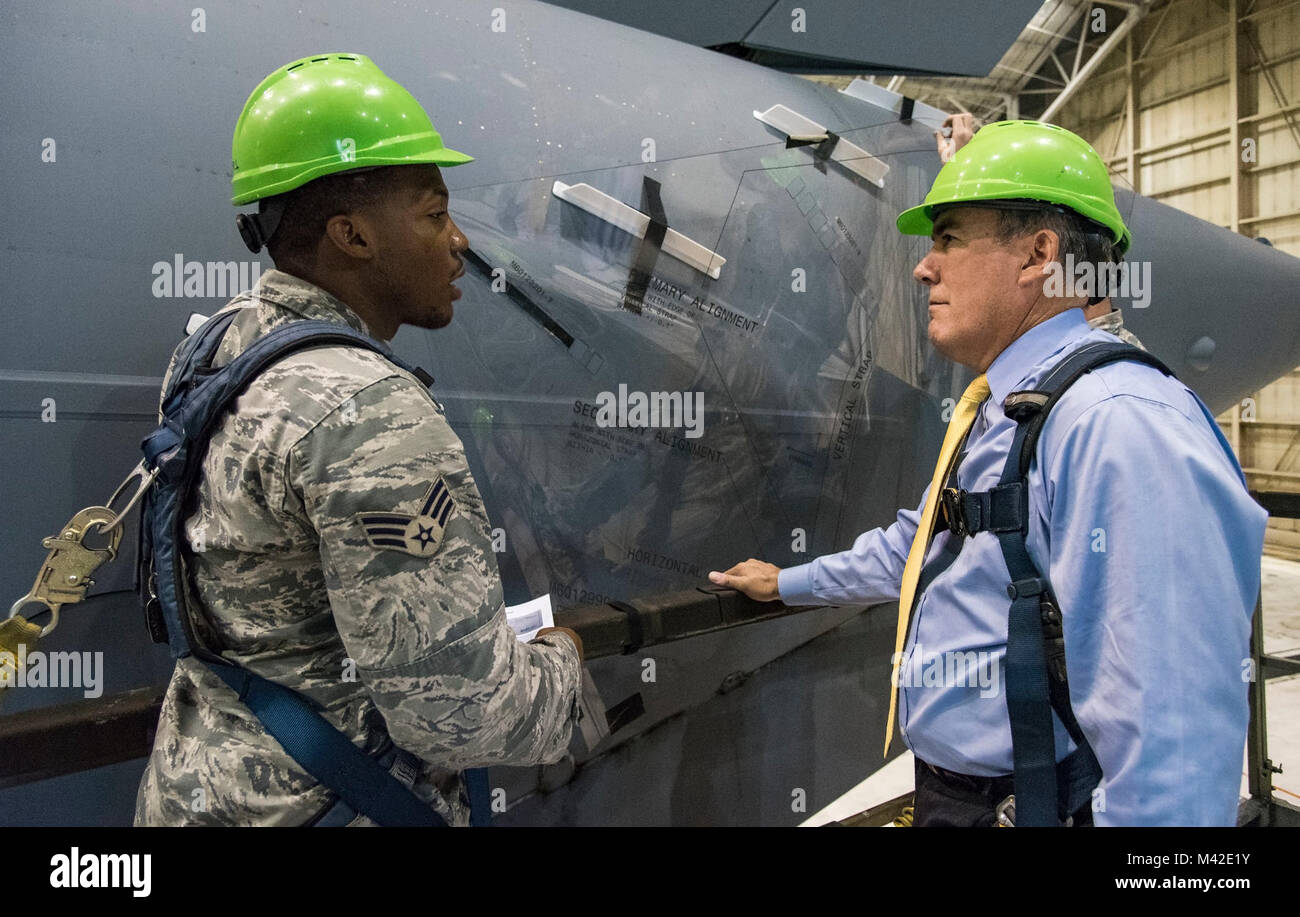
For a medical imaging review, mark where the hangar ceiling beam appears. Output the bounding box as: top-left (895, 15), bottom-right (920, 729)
top-left (1041, 1), bottom-right (1149, 122)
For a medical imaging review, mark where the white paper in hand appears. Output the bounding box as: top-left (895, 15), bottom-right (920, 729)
top-left (505, 593), bottom-right (555, 642)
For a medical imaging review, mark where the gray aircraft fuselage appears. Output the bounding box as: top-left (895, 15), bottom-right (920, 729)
top-left (2, 0), bottom-right (1297, 825)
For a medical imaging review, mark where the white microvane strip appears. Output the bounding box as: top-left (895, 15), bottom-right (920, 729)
top-left (551, 181), bottom-right (727, 280)
top-left (752, 103), bottom-right (890, 188)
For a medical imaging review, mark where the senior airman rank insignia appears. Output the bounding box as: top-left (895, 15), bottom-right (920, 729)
top-left (355, 477), bottom-right (456, 558)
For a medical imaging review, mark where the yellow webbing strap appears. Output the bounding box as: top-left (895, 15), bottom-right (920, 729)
top-left (0, 614), bottom-right (43, 694)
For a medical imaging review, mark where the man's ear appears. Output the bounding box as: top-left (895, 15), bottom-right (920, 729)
top-left (323, 212), bottom-right (376, 262)
top-left (1019, 228), bottom-right (1060, 284)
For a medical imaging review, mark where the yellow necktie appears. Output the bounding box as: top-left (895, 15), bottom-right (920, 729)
top-left (884, 374), bottom-right (990, 756)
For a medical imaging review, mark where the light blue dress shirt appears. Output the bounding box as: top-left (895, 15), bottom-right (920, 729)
top-left (778, 308), bottom-right (1267, 826)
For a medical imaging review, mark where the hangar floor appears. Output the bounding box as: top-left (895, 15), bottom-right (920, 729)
top-left (803, 554), bottom-right (1300, 826)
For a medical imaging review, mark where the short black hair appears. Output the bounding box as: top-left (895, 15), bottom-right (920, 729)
top-left (265, 165), bottom-right (428, 266)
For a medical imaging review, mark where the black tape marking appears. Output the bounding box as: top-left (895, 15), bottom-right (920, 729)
top-left (605, 693), bottom-right (646, 734)
top-left (463, 248), bottom-right (574, 348)
top-left (785, 130), bottom-right (841, 175)
top-left (813, 130), bottom-right (840, 174)
top-left (622, 176), bottom-right (668, 315)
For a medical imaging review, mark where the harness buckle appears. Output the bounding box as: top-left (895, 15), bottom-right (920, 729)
top-left (1003, 390), bottom-right (1048, 422)
top-left (1040, 594), bottom-right (1069, 683)
top-left (995, 794), bottom-right (1016, 827)
top-left (1006, 577), bottom-right (1047, 599)
top-left (940, 487), bottom-right (969, 537)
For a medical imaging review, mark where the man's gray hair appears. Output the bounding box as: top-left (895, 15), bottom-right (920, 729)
top-left (989, 204), bottom-right (1123, 269)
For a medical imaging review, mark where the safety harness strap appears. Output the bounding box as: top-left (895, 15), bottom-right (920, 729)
top-left (1010, 342), bottom-right (1176, 479)
top-left (0, 616), bottom-right (44, 695)
top-left (940, 482), bottom-right (1026, 537)
top-left (208, 662), bottom-right (443, 826)
top-left (996, 420), bottom-right (1061, 827)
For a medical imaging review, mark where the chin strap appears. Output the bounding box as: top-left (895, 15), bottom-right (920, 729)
top-left (236, 195), bottom-right (289, 253)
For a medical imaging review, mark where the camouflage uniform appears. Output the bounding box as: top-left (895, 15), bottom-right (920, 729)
top-left (135, 269), bottom-right (581, 826)
top-left (1086, 306), bottom-right (1146, 350)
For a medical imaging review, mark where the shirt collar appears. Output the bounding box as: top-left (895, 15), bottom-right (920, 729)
top-left (984, 308), bottom-right (1091, 407)
top-left (248, 268), bottom-right (379, 341)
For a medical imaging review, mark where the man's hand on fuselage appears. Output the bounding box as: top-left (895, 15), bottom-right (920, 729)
top-left (707, 559), bottom-right (782, 603)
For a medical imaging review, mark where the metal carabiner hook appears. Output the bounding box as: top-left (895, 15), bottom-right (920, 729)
top-left (8, 462), bottom-right (154, 639)
top-left (99, 460), bottom-right (161, 535)
top-left (8, 593), bottom-right (60, 638)
top-left (8, 506), bottom-right (122, 638)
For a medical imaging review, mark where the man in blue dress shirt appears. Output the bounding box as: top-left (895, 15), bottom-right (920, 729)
top-left (709, 121), bottom-right (1267, 826)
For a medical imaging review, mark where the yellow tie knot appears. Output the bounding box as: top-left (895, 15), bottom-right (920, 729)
top-left (961, 374), bottom-right (991, 404)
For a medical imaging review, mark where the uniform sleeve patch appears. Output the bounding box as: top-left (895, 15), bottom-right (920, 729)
top-left (354, 477), bottom-right (456, 557)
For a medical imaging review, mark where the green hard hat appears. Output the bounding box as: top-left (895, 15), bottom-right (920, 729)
top-left (231, 53), bottom-right (472, 206)
top-left (896, 119), bottom-right (1130, 254)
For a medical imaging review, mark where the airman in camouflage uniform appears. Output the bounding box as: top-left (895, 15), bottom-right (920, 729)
top-left (135, 270), bottom-right (582, 827)
top-left (135, 54), bottom-right (582, 826)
